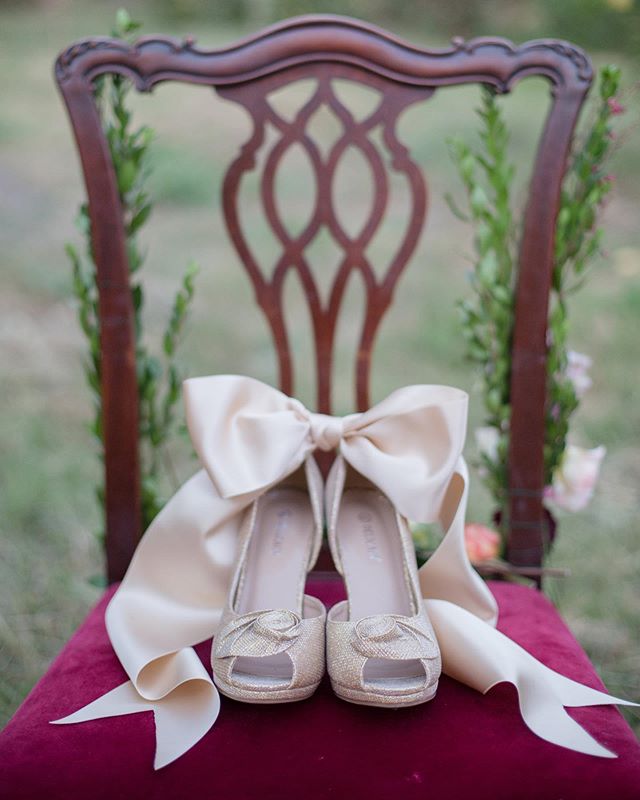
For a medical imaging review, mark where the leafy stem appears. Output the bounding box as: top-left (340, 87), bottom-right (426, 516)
top-left (449, 66), bottom-right (622, 548)
top-left (67, 9), bottom-right (199, 536)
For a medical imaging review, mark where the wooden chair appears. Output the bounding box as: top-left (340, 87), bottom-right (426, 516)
top-left (1, 16), bottom-right (638, 799)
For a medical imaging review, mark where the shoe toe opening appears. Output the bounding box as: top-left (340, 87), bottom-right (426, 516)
top-left (362, 658), bottom-right (426, 691)
top-left (231, 653), bottom-right (293, 689)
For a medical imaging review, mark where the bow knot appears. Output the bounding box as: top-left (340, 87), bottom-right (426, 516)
top-left (307, 412), bottom-right (344, 451)
top-left (352, 614), bottom-right (439, 661)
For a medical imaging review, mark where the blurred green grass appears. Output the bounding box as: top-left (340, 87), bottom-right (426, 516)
top-left (0, 1), bottom-right (638, 736)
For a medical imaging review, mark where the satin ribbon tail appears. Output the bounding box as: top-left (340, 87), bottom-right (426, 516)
top-left (51, 679), bottom-right (221, 770)
top-left (426, 599), bottom-right (637, 759)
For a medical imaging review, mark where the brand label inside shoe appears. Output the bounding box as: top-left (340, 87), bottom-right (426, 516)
top-left (271, 508), bottom-right (292, 556)
top-left (357, 511), bottom-right (383, 563)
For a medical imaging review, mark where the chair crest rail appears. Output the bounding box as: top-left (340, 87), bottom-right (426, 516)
top-left (56, 17), bottom-right (591, 93)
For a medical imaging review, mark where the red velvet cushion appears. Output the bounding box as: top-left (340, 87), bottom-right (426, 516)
top-left (1, 579), bottom-right (639, 800)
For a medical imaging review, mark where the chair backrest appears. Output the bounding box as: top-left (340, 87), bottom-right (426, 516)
top-left (54, 16), bottom-right (593, 583)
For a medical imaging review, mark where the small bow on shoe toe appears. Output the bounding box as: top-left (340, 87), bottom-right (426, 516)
top-left (214, 609), bottom-right (302, 659)
top-left (212, 596), bottom-right (326, 702)
top-left (352, 614), bottom-right (440, 662)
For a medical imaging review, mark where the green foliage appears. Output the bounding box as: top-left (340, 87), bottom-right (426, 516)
top-left (539, 0), bottom-right (640, 59)
top-left (449, 67), bottom-right (622, 545)
top-left (546, 66), bottom-right (621, 486)
top-left (448, 87), bottom-right (516, 511)
top-left (68, 9), bottom-right (199, 534)
top-left (153, 1), bottom-right (640, 57)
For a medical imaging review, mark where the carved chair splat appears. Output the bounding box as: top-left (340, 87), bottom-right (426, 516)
top-left (219, 65), bottom-right (431, 415)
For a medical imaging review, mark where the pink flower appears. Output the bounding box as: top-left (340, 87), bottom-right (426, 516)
top-left (607, 98), bottom-right (625, 115)
top-left (544, 445), bottom-right (606, 513)
top-left (565, 350), bottom-right (593, 397)
top-left (464, 523), bottom-right (501, 562)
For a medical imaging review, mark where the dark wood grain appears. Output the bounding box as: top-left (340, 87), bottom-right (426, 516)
top-left (54, 15), bottom-right (593, 582)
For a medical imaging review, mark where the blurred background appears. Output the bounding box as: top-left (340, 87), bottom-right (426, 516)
top-left (1, 0), bottom-right (638, 734)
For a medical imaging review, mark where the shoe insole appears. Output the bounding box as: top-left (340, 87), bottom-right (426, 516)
top-left (233, 487), bottom-right (314, 684)
top-left (337, 488), bottom-right (424, 686)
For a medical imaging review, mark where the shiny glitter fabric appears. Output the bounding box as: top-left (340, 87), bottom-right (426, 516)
top-left (325, 456), bottom-right (443, 707)
top-left (327, 601), bottom-right (441, 704)
top-left (213, 598), bottom-right (326, 700)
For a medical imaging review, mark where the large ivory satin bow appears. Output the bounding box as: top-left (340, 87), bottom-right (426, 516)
top-left (184, 374), bottom-right (469, 522)
top-left (52, 375), bottom-right (635, 769)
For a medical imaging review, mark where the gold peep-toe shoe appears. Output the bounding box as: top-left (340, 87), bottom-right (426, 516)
top-left (212, 458), bottom-right (326, 703)
top-left (324, 456), bottom-right (441, 707)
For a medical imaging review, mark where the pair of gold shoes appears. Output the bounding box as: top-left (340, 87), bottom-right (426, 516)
top-left (212, 455), bottom-right (441, 708)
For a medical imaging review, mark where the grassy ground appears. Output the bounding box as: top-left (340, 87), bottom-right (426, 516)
top-left (0, 1), bottom-right (638, 736)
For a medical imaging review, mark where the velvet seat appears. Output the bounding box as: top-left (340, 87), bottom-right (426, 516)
top-left (1, 577), bottom-right (638, 800)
